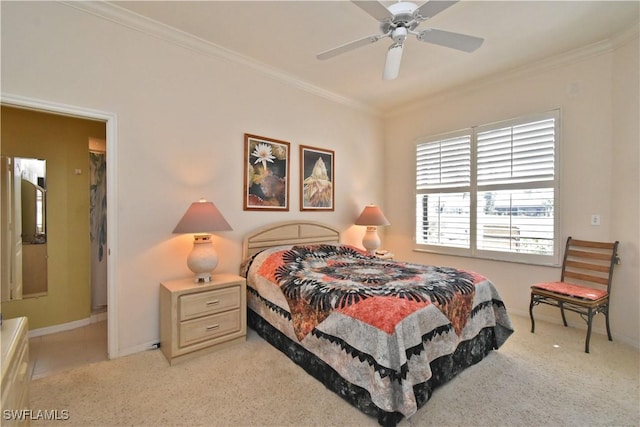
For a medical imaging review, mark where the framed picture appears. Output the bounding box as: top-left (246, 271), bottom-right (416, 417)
top-left (300, 145), bottom-right (335, 211)
top-left (244, 134), bottom-right (290, 211)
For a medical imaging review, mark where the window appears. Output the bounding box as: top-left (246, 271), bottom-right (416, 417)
top-left (415, 110), bottom-right (560, 265)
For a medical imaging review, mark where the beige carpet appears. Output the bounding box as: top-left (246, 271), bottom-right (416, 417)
top-left (29, 315), bottom-right (639, 426)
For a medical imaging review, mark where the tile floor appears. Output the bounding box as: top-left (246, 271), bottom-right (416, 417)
top-left (28, 320), bottom-right (108, 380)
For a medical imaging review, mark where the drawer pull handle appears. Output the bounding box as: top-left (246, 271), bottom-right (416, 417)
top-left (206, 324), bottom-right (220, 331)
top-left (206, 300), bottom-right (220, 306)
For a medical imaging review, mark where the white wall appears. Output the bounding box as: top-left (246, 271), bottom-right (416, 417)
top-left (1, 2), bottom-right (385, 355)
top-left (611, 35), bottom-right (640, 348)
top-left (383, 32), bottom-right (640, 348)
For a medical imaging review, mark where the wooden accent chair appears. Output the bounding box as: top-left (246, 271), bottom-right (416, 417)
top-left (529, 237), bottom-right (619, 353)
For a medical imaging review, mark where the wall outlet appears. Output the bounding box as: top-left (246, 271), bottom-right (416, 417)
top-left (591, 214), bottom-right (601, 226)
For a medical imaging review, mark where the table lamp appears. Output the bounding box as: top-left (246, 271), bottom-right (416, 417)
top-left (354, 204), bottom-right (390, 254)
top-left (173, 199), bottom-right (232, 283)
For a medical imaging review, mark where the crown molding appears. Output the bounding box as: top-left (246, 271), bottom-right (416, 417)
top-left (61, 1), bottom-right (380, 117)
top-left (60, 2), bottom-right (637, 120)
top-left (386, 24), bottom-right (639, 119)
top-left (610, 22), bottom-right (640, 48)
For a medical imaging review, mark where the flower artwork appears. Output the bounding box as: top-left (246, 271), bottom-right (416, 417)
top-left (300, 145), bottom-right (335, 211)
top-left (252, 143), bottom-right (276, 171)
top-left (244, 134), bottom-right (290, 210)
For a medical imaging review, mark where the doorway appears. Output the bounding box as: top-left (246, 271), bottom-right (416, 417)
top-left (1, 94), bottom-right (118, 359)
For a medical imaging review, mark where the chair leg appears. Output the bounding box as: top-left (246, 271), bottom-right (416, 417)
top-left (605, 307), bottom-right (613, 341)
top-left (529, 294), bottom-right (536, 333)
top-left (585, 308), bottom-right (593, 353)
top-left (559, 301), bottom-right (568, 327)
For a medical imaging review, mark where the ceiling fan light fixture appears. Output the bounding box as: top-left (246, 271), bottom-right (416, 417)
top-left (391, 27), bottom-right (408, 43)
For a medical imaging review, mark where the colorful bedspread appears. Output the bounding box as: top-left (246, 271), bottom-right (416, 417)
top-left (242, 244), bottom-right (513, 420)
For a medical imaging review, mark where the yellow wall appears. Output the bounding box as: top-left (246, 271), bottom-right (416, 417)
top-left (1, 106), bottom-right (106, 329)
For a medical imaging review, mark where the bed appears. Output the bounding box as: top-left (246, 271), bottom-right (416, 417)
top-left (240, 221), bottom-right (513, 426)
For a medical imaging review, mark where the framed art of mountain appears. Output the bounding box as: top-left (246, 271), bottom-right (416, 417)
top-left (300, 145), bottom-right (334, 211)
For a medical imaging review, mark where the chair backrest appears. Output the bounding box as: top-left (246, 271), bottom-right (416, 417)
top-left (560, 237), bottom-right (619, 294)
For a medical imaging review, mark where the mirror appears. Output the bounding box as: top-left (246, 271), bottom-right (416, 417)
top-left (1, 156), bottom-right (47, 301)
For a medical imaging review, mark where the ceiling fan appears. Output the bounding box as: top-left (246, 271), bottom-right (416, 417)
top-left (317, 0), bottom-right (484, 80)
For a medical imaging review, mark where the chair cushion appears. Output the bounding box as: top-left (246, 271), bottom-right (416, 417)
top-left (531, 281), bottom-right (608, 301)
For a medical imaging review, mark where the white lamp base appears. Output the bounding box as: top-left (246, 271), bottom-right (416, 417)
top-left (187, 234), bottom-right (219, 283)
top-left (362, 226), bottom-right (381, 255)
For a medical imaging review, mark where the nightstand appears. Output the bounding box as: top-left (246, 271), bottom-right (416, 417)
top-left (160, 274), bottom-right (246, 365)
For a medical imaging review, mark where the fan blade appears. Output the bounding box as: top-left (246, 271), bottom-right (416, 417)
top-left (383, 43), bottom-right (404, 80)
top-left (414, 1), bottom-right (458, 21)
top-left (317, 34), bottom-right (384, 60)
top-left (352, 1), bottom-right (394, 22)
top-left (417, 28), bottom-right (484, 52)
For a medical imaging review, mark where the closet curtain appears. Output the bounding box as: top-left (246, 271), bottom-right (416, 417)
top-left (89, 151), bottom-right (107, 312)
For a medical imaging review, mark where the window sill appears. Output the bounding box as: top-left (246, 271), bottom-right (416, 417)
top-left (412, 247), bottom-right (561, 268)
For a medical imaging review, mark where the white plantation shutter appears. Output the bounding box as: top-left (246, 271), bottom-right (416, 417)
top-left (476, 188), bottom-right (555, 255)
top-left (417, 134), bottom-right (470, 189)
top-left (477, 118), bottom-right (555, 186)
top-left (415, 110), bottom-right (560, 265)
top-left (415, 192), bottom-right (470, 248)
top-left (416, 132), bottom-right (471, 248)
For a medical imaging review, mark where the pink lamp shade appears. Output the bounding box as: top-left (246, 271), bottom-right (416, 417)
top-left (355, 204), bottom-right (390, 254)
top-left (354, 204), bottom-right (390, 226)
top-left (173, 199), bottom-right (232, 234)
top-left (173, 199), bottom-right (232, 283)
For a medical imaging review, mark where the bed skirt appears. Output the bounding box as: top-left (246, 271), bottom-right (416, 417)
top-left (248, 308), bottom-right (501, 427)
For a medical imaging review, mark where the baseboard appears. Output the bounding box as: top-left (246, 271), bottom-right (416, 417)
top-left (91, 311), bottom-right (108, 323)
top-left (117, 340), bottom-right (161, 358)
top-left (29, 312), bottom-right (108, 338)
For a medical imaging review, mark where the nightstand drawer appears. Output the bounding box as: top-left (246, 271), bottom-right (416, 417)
top-left (179, 309), bottom-right (241, 347)
top-left (179, 286), bottom-right (240, 321)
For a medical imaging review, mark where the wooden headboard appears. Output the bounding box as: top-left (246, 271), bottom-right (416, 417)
top-left (242, 221), bottom-right (341, 259)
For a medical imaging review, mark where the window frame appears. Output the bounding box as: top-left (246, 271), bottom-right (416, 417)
top-left (414, 110), bottom-right (561, 266)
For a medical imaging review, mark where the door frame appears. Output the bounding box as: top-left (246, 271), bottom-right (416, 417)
top-left (1, 93), bottom-right (119, 359)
